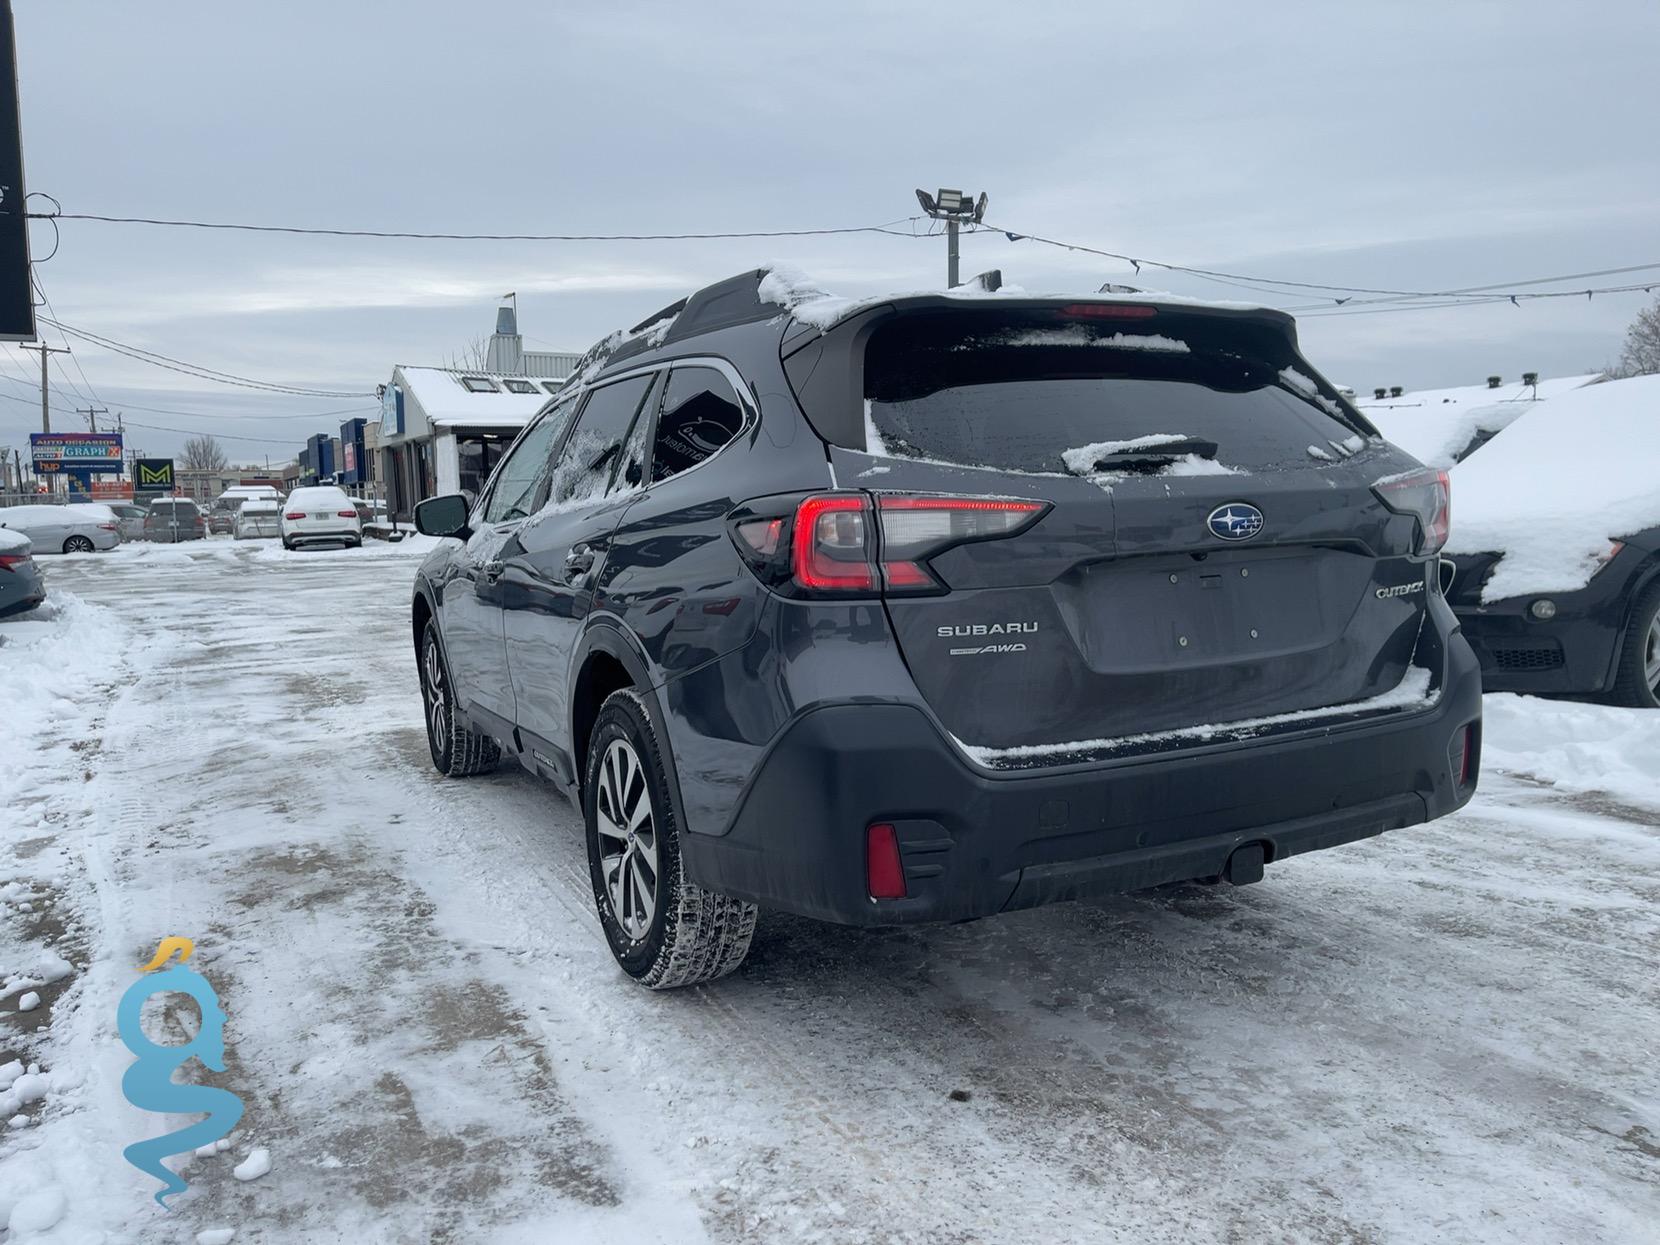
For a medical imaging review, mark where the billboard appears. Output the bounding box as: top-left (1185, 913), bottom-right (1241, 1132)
top-left (0, 1), bottom-right (32, 341)
top-left (135, 458), bottom-right (175, 495)
top-left (31, 431), bottom-right (124, 473)
top-left (339, 417), bottom-right (366, 484)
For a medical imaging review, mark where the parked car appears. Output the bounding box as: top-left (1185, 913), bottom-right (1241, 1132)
top-left (410, 269), bottom-right (1482, 989)
top-left (281, 485), bottom-right (363, 549)
top-left (206, 502), bottom-right (238, 535)
top-left (143, 497), bottom-right (207, 543)
top-left (0, 528), bottom-right (45, 617)
top-left (234, 499), bottom-right (283, 539)
top-left (0, 503), bottom-right (120, 553)
top-left (108, 503), bottom-right (148, 541)
top-left (1444, 373), bottom-right (1660, 707)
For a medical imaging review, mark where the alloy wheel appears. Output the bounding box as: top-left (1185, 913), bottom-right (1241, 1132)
top-left (422, 638), bottom-right (449, 756)
top-left (594, 737), bottom-right (658, 941)
top-left (1646, 611), bottom-right (1660, 698)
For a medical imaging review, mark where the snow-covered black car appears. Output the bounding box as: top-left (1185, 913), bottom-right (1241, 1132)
top-left (410, 268), bottom-right (1483, 988)
top-left (1444, 374), bottom-right (1660, 707)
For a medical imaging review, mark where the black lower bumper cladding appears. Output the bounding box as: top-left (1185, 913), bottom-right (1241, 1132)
top-left (682, 639), bottom-right (1483, 927)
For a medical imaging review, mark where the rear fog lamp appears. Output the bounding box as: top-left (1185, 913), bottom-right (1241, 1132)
top-left (866, 823), bottom-right (907, 900)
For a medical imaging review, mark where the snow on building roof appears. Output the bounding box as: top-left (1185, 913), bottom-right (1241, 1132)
top-left (1446, 372), bottom-right (1660, 600)
top-left (393, 366), bottom-right (553, 428)
top-left (1357, 373), bottom-right (1603, 468)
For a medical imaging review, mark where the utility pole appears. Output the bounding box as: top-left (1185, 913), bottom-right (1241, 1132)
top-left (914, 188), bottom-right (989, 288)
top-left (77, 405), bottom-right (108, 432)
top-left (18, 341), bottom-right (70, 433)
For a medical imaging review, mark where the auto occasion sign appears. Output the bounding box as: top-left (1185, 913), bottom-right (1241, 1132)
top-left (31, 431), bottom-right (124, 472)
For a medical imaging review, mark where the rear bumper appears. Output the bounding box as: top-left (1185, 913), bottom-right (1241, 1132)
top-left (681, 636), bottom-right (1483, 926)
top-left (284, 525), bottom-right (361, 544)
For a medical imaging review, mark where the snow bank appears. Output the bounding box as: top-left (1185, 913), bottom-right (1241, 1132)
top-left (1445, 373), bottom-right (1660, 600)
top-left (960, 666), bottom-right (1435, 766)
top-left (1483, 694), bottom-right (1660, 809)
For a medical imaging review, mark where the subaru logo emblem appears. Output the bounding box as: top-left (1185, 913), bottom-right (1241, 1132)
top-left (1207, 502), bottom-right (1264, 542)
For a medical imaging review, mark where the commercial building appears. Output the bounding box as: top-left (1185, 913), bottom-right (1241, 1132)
top-left (375, 304), bottom-right (577, 519)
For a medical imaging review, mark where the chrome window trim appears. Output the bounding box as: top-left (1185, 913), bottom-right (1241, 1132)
top-left (475, 354), bottom-right (760, 524)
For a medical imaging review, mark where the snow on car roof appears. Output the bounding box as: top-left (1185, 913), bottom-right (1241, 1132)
top-left (0, 527), bottom-right (28, 553)
top-left (756, 263), bottom-right (1274, 332)
top-left (395, 365), bottom-right (551, 428)
top-left (1358, 373), bottom-right (1603, 468)
top-left (1447, 372), bottom-right (1660, 600)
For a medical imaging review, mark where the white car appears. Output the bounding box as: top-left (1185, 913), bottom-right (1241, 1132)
top-left (234, 499), bottom-right (283, 539)
top-left (0, 503), bottom-right (121, 554)
top-left (280, 486), bottom-right (363, 550)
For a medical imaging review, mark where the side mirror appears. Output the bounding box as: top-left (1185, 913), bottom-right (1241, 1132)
top-left (415, 494), bottom-right (471, 539)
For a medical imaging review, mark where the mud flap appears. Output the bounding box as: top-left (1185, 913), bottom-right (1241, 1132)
top-left (1223, 841), bottom-right (1266, 886)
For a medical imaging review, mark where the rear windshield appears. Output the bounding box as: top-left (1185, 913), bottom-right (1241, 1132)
top-left (863, 314), bottom-right (1367, 476)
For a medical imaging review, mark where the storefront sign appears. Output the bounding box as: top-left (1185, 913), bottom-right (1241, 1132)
top-left (31, 431), bottom-right (124, 472)
top-left (380, 384), bottom-right (403, 438)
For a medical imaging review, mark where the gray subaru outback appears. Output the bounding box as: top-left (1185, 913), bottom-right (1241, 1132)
top-left (411, 269), bottom-right (1482, 988)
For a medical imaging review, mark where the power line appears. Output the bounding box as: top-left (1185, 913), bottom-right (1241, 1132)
top-left (29, 209), bottom-right (929, 243)
top-left (31, 273), bottom-right (111, 410)
top-left (981, 220), bottom-right (1660, 304)
top-left (39, 317), bottom-right (374, 398)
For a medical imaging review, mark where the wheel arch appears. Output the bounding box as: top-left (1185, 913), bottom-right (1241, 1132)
top-left (569, 621), bottom-right (692, 838)
top-left (1606, 546), bottom-right (1660, 688)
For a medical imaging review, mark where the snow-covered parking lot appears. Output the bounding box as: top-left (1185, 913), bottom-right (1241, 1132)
top-left (2, 539), bottom-right (1657, 1243)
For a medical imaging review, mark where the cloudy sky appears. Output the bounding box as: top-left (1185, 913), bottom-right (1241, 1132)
top-left (3, 0), bottom-right (1658, 463)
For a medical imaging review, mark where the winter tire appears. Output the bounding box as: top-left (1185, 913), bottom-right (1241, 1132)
top-left (420, 622), bottom-right (501, 775)
top-left (63, 535), bottom-right (95, 554)
top-left (584, 689), bottom-right (757, 989)
top-left (1609, 581), bottom-right (1660, 709)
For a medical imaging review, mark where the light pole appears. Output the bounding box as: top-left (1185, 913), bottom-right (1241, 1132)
top-left (915, 188), bottom-right (989, 288)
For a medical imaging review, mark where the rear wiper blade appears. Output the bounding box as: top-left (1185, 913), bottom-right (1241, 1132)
top-left (1086, 438), bottom-right (1218, 471)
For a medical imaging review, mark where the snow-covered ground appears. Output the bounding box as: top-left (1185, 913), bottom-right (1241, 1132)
top-left (2, 539), bottom-right (1658, 1243)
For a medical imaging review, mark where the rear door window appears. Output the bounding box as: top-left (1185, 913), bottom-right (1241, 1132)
top-left (651, 367), bottom-right (745, 484)
top-left (864, 314), bottom-right (1366, 477)
top-left (548, 374), bottom-right (655, 505)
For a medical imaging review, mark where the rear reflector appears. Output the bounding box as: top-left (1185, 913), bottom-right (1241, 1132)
top-left (866, 823), bottom-right (906, 900)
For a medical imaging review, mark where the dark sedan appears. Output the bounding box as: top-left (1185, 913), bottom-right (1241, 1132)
top-left (1448, 531), bottom-right (1660, 708)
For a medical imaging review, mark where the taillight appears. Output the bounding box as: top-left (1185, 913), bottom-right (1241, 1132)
top-left (875, 495), bottom-right (1047, 592)
top-left (0, 553), bottom-right (28, 571)
top-left (1373, 468), bottom-right (1450, 556)
top-left (284, 511), bottom-right (305, 520)
top-left (98, 523), bottom-right (117, 531)
top-left (337, 510), bottom-right (360, 519)
top-left (732, 492), bottom-right (1049, 598)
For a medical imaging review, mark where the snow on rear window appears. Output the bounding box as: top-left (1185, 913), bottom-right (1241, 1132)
top-left (994, 328), bottom-right (1190, 353)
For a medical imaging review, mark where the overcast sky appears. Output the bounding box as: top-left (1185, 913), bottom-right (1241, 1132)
top-left (3, 0), bottom-right (1658, 463)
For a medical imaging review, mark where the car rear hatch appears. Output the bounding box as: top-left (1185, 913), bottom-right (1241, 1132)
top-left (783, 300), bottom-right (1447, 757)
